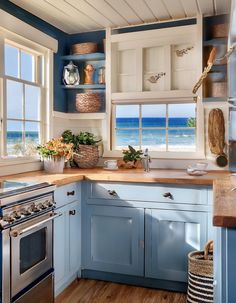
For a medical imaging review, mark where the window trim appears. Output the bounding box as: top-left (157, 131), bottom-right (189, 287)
top-left (103, 98), bottom-right (205, 159)
top-left (0, 30), bottom-right (53, 166)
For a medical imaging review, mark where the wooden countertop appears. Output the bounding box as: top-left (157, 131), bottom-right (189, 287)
top-left (2, 167), bottom-right (235, 227)
top-left (0, 167), bottom-right (229, 186)
top-left (213, 175), bottom-right (236, 228)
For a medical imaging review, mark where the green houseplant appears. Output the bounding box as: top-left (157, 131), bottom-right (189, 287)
top-left (120, 145), bottom-right (143, 168)
top-left (62, 130), bottom-right (101, 168)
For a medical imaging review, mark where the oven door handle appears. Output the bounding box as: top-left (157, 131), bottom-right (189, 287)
top-left (9, 212), bottom-right (62, 237)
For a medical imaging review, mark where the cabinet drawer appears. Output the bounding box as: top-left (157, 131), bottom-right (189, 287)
top-left (54, 183), bottom-right (80, 208)
top-left (88, 182), bottom-right (208, 205)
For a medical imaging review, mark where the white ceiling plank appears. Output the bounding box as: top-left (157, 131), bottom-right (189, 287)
top-left (106, 0), bottom-right (143, 25)
top-left (86, 0), bottom-right (129, 27)
top-left (125, 0), bottom-right (157, 22)
top-left (197, 0), bottom-right (214, 15)
top-left (161, 0), bottom-right (186, 19)
top-left (214, 0), bottom-right (231, 15)
top-left (66, 0), bottom-right (114, 28)
top-left (144, 0), bottom-right (171, 20)
top-left (45, 0), bottom-right (100, 31)
top-left (10, 0), bottom-right (82, 33)
top-left (180, 0), bottom-right (199, 17)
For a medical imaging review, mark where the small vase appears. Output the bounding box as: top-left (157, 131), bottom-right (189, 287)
top-left (43, 157), bottom-right (65, 174)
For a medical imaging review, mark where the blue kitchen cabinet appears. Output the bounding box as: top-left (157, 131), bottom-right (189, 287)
top-left (214, 227), bottom-right (236, 303)
top-left (54, 186), bottom-right (81, 297)
top-left (84, 205), bottom-right (144, 276)
top-left (145, 209), bottom-right (208, 282)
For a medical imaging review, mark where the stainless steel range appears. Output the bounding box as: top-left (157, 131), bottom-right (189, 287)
top-left (0, 180), bottom-right (59, 303)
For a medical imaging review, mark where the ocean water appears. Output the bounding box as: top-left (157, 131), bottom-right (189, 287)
top-left (116, 117), bottom-right (196, 150)
top-left (7, 131), bottom-right (39, 155)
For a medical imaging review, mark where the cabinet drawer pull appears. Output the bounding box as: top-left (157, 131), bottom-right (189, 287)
top-left (69, 210), bottom-right (76, 216)
top-left (163, 192), bottom-right (173, 200)
top-left (67, 190), bottom-right (75, 196)
top-left (108, 190), bottom-right (118, 197)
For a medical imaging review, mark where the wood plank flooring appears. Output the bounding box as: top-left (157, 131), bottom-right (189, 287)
top-left (55, 279), bottom-right (187, 303)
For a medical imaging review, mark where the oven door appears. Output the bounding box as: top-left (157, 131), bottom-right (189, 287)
top-left (10, 212), bottom-right (60, 297)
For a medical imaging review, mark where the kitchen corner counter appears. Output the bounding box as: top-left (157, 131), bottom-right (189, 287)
top-left (213, 175), bottom-right (236, 228)
top-left (1, 167), bottom-right (229, 186)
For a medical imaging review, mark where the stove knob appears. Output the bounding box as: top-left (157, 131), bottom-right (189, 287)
top-left (12, 211), bottom-right (21, 220)
top-left (46, 199), bottom-right (54, 207)
top-left (41, 203), bottom-right (48, 210)
top-left (3, 216), bottom-right (14, 223)
top-left (21, 208), bottom-right (31, 216)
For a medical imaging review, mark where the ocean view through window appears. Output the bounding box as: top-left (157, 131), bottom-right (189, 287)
top-left (2, 42), bottom-right (45, 158)
top-left (114, 104), bottom-right (196, 152)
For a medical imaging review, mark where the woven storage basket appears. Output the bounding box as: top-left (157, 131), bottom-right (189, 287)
top-left (76, 92), bottom-right (101, 113)
top-left (71, 42), bottom-right (97, 55)
top-left (187, 240), bottom-right (214, 303)
top-left (73, 145), bottom-right (99, 168)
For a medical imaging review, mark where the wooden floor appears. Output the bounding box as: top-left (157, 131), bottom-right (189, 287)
top-left (55, 279), bottom-right (187, 303)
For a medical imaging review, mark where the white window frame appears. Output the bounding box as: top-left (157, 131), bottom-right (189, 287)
top-left (103, 97), bottom-right (205, 160)
top-left (0, 30), bottom-right (53, 167)
top-left (103, 17), bottom-right (205, 159)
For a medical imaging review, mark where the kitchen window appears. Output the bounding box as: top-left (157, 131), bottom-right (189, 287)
top-left (0, 39), bottom-right (49, 160)
top-left (113, 103), bottom-right (197, 152)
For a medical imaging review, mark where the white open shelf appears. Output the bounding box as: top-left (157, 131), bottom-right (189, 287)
top-left (53, 111), bottom-right (106, 120)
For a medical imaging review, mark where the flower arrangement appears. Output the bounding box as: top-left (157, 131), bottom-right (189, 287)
top-left (37, 137), bottom-right (74, 160)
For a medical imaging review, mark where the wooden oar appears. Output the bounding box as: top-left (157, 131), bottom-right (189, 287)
top-left (192, 47), bottom-right (217, 94)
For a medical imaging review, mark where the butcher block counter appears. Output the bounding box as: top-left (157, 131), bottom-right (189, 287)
top-left (0, 168), bottom-right (229, 186)
top-left (213, 175), bottom-right (236, 228)
top-left (2, 167), bottom-right (235, 228)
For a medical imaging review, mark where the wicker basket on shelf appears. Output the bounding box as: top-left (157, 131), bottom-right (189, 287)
top-left (76, 92), bottom-right (101, 113)
top-left (71, 42), bottom-right (97, 55)
top-left (73, 145), bottom-right (99, 168)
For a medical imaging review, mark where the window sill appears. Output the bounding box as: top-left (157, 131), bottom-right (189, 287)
top-left (103, 150), bottom-right (206, 160)
top-left (0, 158), bottom-right (43, 177)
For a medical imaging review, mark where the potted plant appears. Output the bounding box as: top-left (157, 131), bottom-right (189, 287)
top-left (62, 130), bottom-right (101, 168)
top-left (118, 145), bottom-right (143, 169)
top-left (37, 137), bottom-right (74, 173)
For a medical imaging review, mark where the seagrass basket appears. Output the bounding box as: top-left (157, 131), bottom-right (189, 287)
top-left (187, 240), bottom-right (214, 303)
top-left (76, 92), bottom-right (101, 113)
top-left (73, 145), bottom-right (99, 168)
top-left (71, 42), bottom-right (97, 55)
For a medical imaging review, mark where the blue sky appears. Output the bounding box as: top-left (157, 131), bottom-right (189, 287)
top-left (116, 104), bottom-right (196, 118)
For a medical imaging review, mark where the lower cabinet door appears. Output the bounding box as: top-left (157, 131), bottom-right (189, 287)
top-left (85, 205), bottom-right (144, 276)
top-left (54, 205), bottom-right (68, 289)
top-left (145, 209), bottom-right (207, 282)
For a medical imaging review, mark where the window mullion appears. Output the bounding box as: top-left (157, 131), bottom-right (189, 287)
top-left (22, 84), bottom-right (26, 154)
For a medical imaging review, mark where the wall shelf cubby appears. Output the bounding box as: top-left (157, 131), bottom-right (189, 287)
top-left (62, 84), bottom-right (106, 90)
top-left (62, 53), bottom-right (105, 62)
top-left (61, 48), bottom-right (106, 114)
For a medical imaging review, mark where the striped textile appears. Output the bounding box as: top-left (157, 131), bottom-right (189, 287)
top-left (187, 272), bottom-right (214, 303)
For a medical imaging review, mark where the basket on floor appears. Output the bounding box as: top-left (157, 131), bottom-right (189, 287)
top-left (73, 145), bottom-right (99, 168)
top-left (187, 240), bottom-right (214, 303)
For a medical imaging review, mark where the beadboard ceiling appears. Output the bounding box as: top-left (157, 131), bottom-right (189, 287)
top-left (10, 0), bottom-right (231, 34)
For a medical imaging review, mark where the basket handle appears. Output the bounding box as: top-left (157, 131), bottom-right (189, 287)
top-left (204, 240), bottom-right (214, 260)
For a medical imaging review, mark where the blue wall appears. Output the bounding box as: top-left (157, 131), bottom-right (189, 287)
top-left (0, 0), bottom-right (68, 112)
